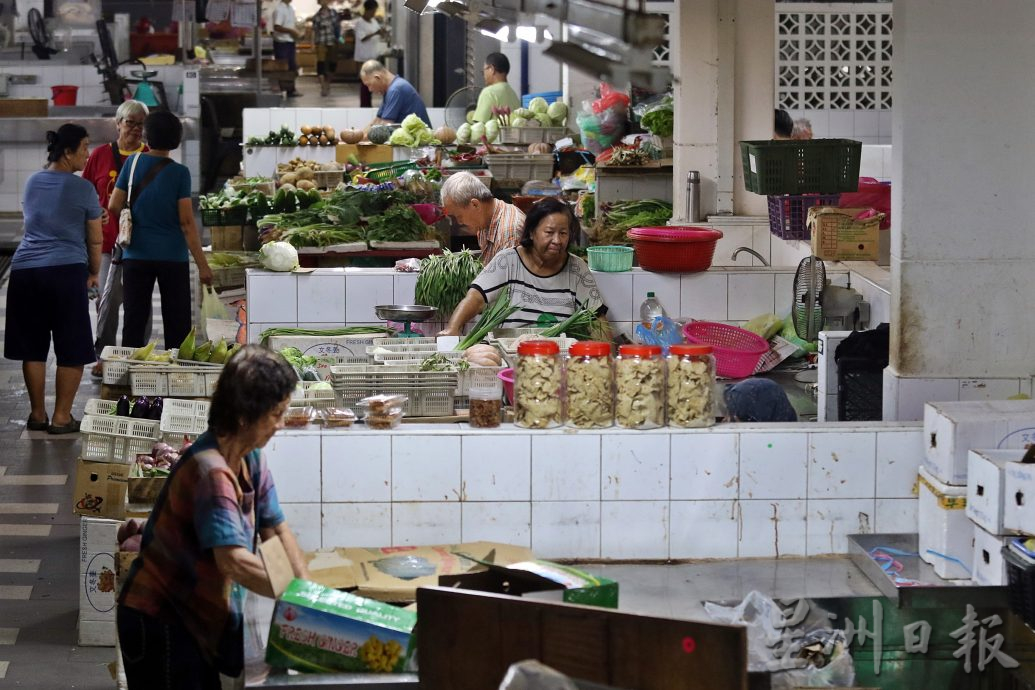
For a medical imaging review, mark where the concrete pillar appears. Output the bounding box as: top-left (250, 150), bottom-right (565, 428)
top-left (884, 0), bottom-right (1035, 417)
top-left (731, 0), bottom-right (774, 217)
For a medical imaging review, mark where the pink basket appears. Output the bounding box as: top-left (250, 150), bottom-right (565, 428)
top-left (682, 321), bottom-right (770, 378)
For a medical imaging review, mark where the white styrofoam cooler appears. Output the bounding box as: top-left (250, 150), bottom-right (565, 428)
top-left (79, 517), bottom-right (120, 646)
top-left (971, 522), bottom-right (1010, 586)
top-left (924, 400), bottom-right (1035, 485)
top-left (817, 330), bottom-right (852, 422)
top-left (966, 449), bottom-right (1024, 535)
top-left (1004, 455), bottom-right (1035, 535)
top-left (918, 466), bottom-right (973, 580)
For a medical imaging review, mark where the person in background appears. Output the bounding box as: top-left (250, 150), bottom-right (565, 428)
top-left (473, 52), bottom-right (521, 124)
top-left (352, 0), bottom-right (388, 107)
top-left (81, 100), bottom-right (152, 378)
top-left (360, 59), bottom-right (430, 131)
top-left (118, 347), bottom-right (311, 688)
top-left (4, 124), bottom-right (102, 434)
top-left (792, 118), bottom-right (813, 140)
top-left (774, 108), bottom-right (794, 139)
top-left (108, 111), bottom-right (213, 351)
top-left (312, 0), bottom-right (341, 98)
top-left (440, 172), bottom-right (524, 265)
top-left (439, 197), bottom-right (607, 336)
top-left (272, 0), bottom-right (303, 98)
top-left (723, 378), bottom-right (798, 422)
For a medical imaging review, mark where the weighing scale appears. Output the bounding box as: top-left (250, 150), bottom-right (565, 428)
top-left (374, 304), bottom-right (436, 338)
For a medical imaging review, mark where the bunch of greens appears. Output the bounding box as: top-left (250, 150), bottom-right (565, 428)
top-left (419, 353), bottom-right (470, 372)
top-left (457, 287), bottom-right (520, 350)
top-left (640, 96), bottom-right (674, 138)
top-left (279, 347), bottom-right (321, 380)
top-left (259, 326), bottom-right (392, 345)
top-left (366, 204), bottom-right (430, 243)
top-left (591, 199), bottom-right (672, 245)
top-left (414, 249), bottom-right (482, 317)
top-left (540, 303), bottom-right (610, 341)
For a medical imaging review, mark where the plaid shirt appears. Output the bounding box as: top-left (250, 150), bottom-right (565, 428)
top-left (481, 199), bottom-right (525, 265)
top-left (312, 7), bottom-right (339, 46)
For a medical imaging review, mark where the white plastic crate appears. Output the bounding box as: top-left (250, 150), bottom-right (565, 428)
top-left (84, 399), bottom-right (117, 416)
top-left (81, 414), bottom-right (159, 464)
top-left (367, 337), bottom-right (437, 351)
top-left (130, 367), bottom-right (222, 398)
top-left (100, 346), bottom-right (179, 386)
top-left (483, 154), bottom-right (554, 182)
top-left (498, 126), bottom-right (567, 145)
top-left (291, 381), bottom-right (336, 409)
top-left (329, 365), bottom-right (457, 417)
top-left (160, 399), bottom-right (211, 437)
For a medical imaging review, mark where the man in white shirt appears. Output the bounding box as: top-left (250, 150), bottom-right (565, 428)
top-left (272, 0), bottom-right (303, 98)
top-left (351, 0), bottom-right (387, 107)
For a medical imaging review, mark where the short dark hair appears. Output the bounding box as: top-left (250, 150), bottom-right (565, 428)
top-left (363, 0), bottom-right (379, 11)
top-left (144, 111), bottom-right (183, 151)
top-left (208, 345), bottom-right (297, 438)
top-left (519, 197), bottom-right (578, 248)
top-left (774, 109), bottom-right (794, 138)
top-left (485, 52), bottom-right (510, 75)
top-left (45, 123), bottom-right (87, 163)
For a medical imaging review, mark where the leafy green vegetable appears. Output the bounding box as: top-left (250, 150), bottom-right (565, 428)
top-left (419, 353), bottom-right (469, 372)
top-left (414, 249), bottom-right (482, 317)
top-left (259, 326), bottom-right (393, 345)
top-left (365, 204), bottom-right (430, 243)
top-left (457, 287), bottom-right (520, 350)
top-left (640, 96), bottom-right (674, 138)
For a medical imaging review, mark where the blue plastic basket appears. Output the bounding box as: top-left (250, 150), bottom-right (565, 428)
top-left (522, 91), bottom-right (563, 108)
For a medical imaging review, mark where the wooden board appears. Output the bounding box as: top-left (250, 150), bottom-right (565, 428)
top-left (0, 99), bottom-right (48, 118)
top-left (417, 586), bottom-right (748, 690)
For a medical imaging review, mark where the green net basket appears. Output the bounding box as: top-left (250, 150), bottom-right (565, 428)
top-left (587, 245), bottom-right (634, 272)
top-left (740, 138), bottom-right (862, 195)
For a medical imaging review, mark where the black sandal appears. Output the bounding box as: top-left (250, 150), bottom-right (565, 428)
top-left (26, 416), bottom-right (49, 432)
top-left (47, 418), bottom-right (80, 435)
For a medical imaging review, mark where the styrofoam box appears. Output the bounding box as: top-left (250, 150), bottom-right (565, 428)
top-left (971, 522), bottom-right (1010, 586)
top-left (918, 466), bottom-right (973, 580)
top-left (924, 400), bottom-right (1035, 485)
top-left (78, 618), bottom-right (116, 648)
top-left (266, 335), bottom-right (383, 359)
top-left (1004, 457), bottom-right (1035, 535)
top-left (966, 449), bottom-right (1024, 535)
top-left (79, 517), bottom-right (120, 626)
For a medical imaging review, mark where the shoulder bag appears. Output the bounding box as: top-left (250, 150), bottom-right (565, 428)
top-left (116, 154), bottom-right (173, 248)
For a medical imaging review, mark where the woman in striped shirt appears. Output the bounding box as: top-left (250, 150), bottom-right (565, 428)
top-left (440, 197), bottom-right (608, 335)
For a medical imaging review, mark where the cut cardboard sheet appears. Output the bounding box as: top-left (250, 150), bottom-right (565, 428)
top-left (260, 535), bottom-right (295, 598)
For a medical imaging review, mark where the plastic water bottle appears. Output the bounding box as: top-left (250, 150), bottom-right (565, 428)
top-left (639, 291), bottom-right (666, 331)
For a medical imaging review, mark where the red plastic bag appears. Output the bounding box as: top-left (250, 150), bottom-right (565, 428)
top-left (839, 177), bottom-right (891, 229)
top-left (591, 83), bottom-right (631, 115)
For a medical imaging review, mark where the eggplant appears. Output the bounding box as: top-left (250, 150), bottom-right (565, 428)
top-left (130, 396), bottom-right (150, 419)
top-left (115, 395), bottom-right (131, 417)
top-left (148, 397), bottom-right (164, 421)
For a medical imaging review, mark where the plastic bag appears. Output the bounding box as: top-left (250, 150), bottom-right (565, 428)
top-left (633, 93), bottom-right (674, 138)
top-left (634, 315), bottom-right (683, 351)
top-left (201, 286), bottom-right (230, 321)
top-left (498, 660), bottom-right (578, 690)
top-left (839, 177), bottom-right (891, 229)
top-left (577, 84), bottom-right (630, 155)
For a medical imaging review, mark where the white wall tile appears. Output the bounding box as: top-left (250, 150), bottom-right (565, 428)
top-left (531, 501), bottom-right (600, 559)
top-left (248, 273), bottom-right (299, 323)
top-left (531, 435), bottom-right (600, 501)
top-left (727, 273), bottom-right (775, 320)
top-left (243, 109), bottom-right (271, 140)
top-left (268, 109), bottom-right (298, 133)
top-left (750, 226), bottom-right (773, 265)
top-left (770, 240), bottom-right (811, 271)
top-left (713, 226), bottom-right (754, 267)
top-left (774, 272), bottom-right (796, 313)
top-left (323, 503), bottom-right (391, 548)
top-left (671, 433), bottom-right (739, 500)
top-left (877, 111), bottom-right (892, 139)
top-left (461, 502), bottom-right (531, 546)
top-left (321, 108), bottom-right (351, 133)
top-left (393, 503), bottom-right (461, 545)
top-left (806, 498), bottom-right (876, 555)
top-left (393, 273), bottom-right (418, 306)
top-left (860, 146), bottom-right (885, 181)
top-left (893, 377), bottom-right (959, 421)
top-left (0, 193), bottom-right (18, 211)
top-left (670, 500), bottom-right (738, 559)
top-left (680, 273), bottom-right (728, 321)
top-left (462, 435), bottom-right (531, 501)
top-left (601, 435), bottom-right (669, 500)
top-left (595, 272), bottom-right (634, 322)
top-left (392, 436), bottom-right (461, 501)
top-left (958, 378), bottom-right (1022, 402)
top-left (345, 274), bottom-right (394, 322)
top-left (738, 499), bottom-right (807, 558)
top-left (807, 432), bottom-right (877, 499)
top-left (601, 501), bottom-right (668, 559)
top-left (805, 110), bottom-right (830, 138)
top-left (632, 273), bottom-right (681, 319)
top-left (297, 274), bottom-right (346, 323)
top-left (295, 108), bottom-right (325, 130)
top-left (875, 498), bottom-right (918, 534)
top-left (322, 434), bottom-right (391, 502)
top-left (265, 434), bottom-right (321, 502)
top-left (854, 111), bottom-right (879, 139)
top-left (875, 430), bottom-right (924, 498)
top-left (280, 504), bottom-right (322, 551)
top-left (740, 432), bottom-right (808, 499)
top-left (828, 110), bottom-right (854, 137)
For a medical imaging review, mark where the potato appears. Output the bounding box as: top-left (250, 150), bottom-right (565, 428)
top-left (279, 172), bottom-right (298, 186)
top-left (297, 135), bottom-right (308, 146)
top-left (319, 134), bottom-right (329, 145)
top-left (297, 179), bottom-right (317, 191)
top-left (296, 166), bottom-right (315, 180)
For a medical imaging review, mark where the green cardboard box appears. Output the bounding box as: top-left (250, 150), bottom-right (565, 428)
top-left (440, 558), bottom-right (619, 609)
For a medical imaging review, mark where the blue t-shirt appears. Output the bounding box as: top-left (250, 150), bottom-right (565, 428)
top-left (115, 153), bottom-right (191, 262)
top-left (12, 170), bottom-right (101, 270)
top-left (378, 76), bottom-right (430, 126)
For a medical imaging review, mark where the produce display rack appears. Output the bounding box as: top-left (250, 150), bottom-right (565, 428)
top-left (329, 365), bottom-right (458, 417)
top-left (100, 346), bottom-right (180, 387)
top-left (290, 381), bottom-right (337, 409)
top-left (80, 413), bottom-right (160, 464)
top-left (130, 366), bottom-right (222, 398)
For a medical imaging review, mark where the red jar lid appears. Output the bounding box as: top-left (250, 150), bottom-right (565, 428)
top-left (517, 339), bottom-right (560, 356)
top-left (619, 344), bottom-right (663, 357)
top-left (569, 341), bottom-right (611, 357)
top-left (670, 344), bottom-right (714, 356)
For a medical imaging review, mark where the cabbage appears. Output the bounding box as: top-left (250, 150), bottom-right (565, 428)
top-left (528, 97), bottom-right (549, 114)
top-left (512, 108), bottom-right (534, 120)
top-left (260, 241), bottom-right (299, 272)
top-left (389, 128), bottom-right (416, 146)
top-left (534, 113), bottom-right (552, 127)
top-left (401, 113), bottom-right (426, 134)
top-left (456, 122), bottom-right (472, 144)
top-left (509, 116), bottom-right (528, 128)
top-left (547, 101), bottom-right (568, 124)
top-left (470, 122), bottom-right (486, 142)
top-left (484, 119), bottom-right (500, 143)
top-left (466, 110), bottom-right (477, 125)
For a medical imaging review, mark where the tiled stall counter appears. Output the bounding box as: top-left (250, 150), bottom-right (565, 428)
top-left (265, 422), bottom-right (923, 560)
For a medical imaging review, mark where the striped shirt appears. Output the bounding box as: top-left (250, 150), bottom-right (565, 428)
top-left (119, 431), bottom-right (285, 664)
top-left (471, 247), bottom-right (606, 328)
top-left (479, 200), bottom-right (524, 265)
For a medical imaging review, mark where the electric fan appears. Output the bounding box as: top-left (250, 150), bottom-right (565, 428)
top-left (443, 86), bottom-right (481, 130)
top-left (28, 9), bottom-right (57, 59)
top-left (792, 255), bottom-right (826, 341)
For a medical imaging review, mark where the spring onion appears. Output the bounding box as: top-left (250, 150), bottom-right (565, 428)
top-left (457, 286), bottom-right (520, 350)
top-left (415, 249), bottom-right (482, 317)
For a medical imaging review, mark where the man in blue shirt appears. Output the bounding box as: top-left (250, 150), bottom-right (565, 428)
top-left (359, 59), bottom-right (430, 133)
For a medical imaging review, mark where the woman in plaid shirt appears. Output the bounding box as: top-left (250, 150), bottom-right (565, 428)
top-left (312, 0), bottom-right (341, 97)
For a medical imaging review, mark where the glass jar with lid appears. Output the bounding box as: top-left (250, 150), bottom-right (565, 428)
top-left (666, 344), bottom-right (716, 428)
top-left (565, 341), bottom-right (613, 429)
top-left (514, 340), bottom-right (563, 429)
top-left (614, 344), bottom-right (665, 429)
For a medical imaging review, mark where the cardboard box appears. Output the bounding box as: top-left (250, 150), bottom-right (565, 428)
top-left (807, 206), bottom-right (881, 261)
top-left (917, 466), bottom-right (972, 580)
top-left (74, 459), bottom-right (129, 520)
top-left (127, 474), bottom-right (165, 504)
top-left (336, 143), bottom-right (393, 165)
top-left (305, 541), bottom-right (534, 603)
top-left (966, 449), bottom-right (1022, 534)
top-left (266, 579), bottom-right (417, 674)
top-left (972, 523), bottom-right (1009, 586)
top-left (79, 517), bottom-right (120, 645)
top-left (116, 551), bottom-right (138, 590)
top-left (1004, 451), bottom-right (1035, 534)
top-left (924, 400), bottom-right (1035, 485)
top-left (440, 559), bottom-right (619, 609)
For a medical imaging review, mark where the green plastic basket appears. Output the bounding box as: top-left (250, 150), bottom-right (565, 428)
top-left (364, 161), bottom-right (418, 182)
top-left (221, 206), bottom-right (248, 225)
top-left (740, 138), bottom-right (862, 195)
top-left (587, 245), bottom-right (634, 272)
top-left (200, 208), bottom-right (222, 226)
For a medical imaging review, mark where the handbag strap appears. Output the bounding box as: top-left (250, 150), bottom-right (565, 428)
top-left (127, 155), bottom-right (174, 210)
top-left (110, 143), bottom-right (124, 173)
